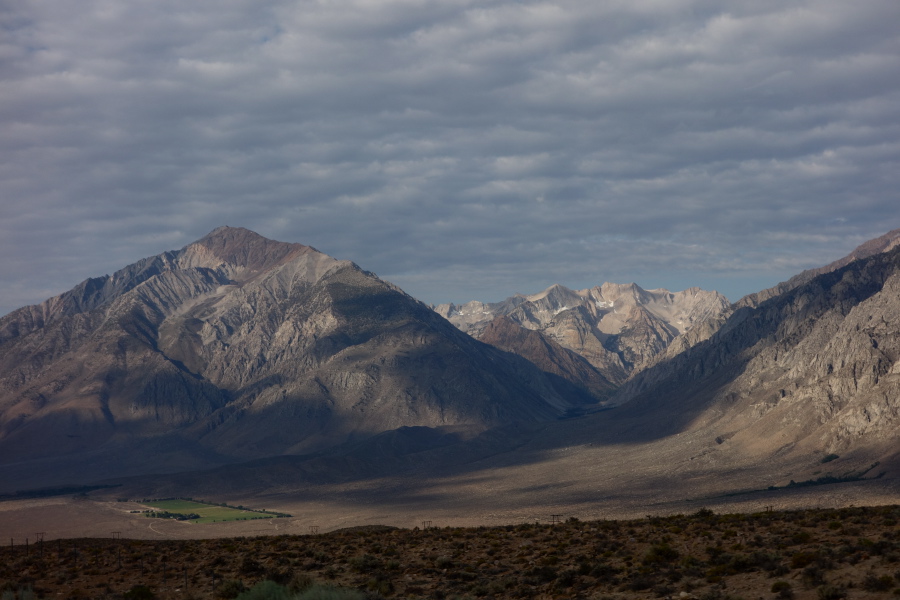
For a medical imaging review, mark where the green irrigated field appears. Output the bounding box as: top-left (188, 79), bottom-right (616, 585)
top-left (143, 499), bottom-right (275, 523)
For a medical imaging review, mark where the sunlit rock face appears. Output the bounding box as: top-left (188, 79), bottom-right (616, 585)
top-left (0, 227), bottom-right (592, 488)
top-left (436, 281), bottom-right (731, 386)
top-left (612, 243), bottom-right (900, 466)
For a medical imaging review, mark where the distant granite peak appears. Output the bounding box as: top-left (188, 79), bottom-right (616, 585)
top-left (435, 281), bottom-right (731, 385)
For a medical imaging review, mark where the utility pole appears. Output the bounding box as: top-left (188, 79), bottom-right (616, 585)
top-left (110, 532), bottom-right (121, 569)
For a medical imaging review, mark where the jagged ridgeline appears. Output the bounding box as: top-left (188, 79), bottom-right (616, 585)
top-left (436, 282), bottom-right (732, 389)
top-left (610, 238), bottom-right (900, 461)
top-left (0, 227), bottom-right (595, 490)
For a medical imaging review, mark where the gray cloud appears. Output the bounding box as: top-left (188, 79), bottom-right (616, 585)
top-left (2, 0), bottom-right (899, 315)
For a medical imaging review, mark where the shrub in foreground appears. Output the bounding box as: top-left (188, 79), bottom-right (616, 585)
top-left (295, 584), bottom-right (368, 600)
top-left (232, 581), bottom-right (369, 600)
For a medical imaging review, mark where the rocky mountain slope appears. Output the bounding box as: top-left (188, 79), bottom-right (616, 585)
top-left (478, 315), bottom-right (617, 402)
top-left (737, 227), bottom-right (900, 309)
top-left (646, 228), bottom-right (900, 370)
top-left (612, 242), bottom-right (900, 466)
top-left (436, 282), bottom-right (731, 386)
top-left (0, 227), bottom-right (594, 491)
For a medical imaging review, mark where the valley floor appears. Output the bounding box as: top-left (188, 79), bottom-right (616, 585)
top-left (0, 478), bottom-right (899, 542)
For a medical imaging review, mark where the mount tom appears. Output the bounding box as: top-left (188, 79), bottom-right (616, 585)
top-left (0, 227), bottom-right (595, 491)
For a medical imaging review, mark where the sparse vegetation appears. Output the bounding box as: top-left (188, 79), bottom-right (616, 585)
top-left (2, 505), bottom-right (900, 599)
top-left (725, 462), bottom-right (886, 498)
top-left (771, 580), bottom-right (793, 599)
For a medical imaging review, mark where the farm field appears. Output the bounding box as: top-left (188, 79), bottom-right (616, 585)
top-left (142, 499), bottom-right (280, 524)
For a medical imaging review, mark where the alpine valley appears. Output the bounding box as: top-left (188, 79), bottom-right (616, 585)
top-left (1, 226), bottom-right (899, 538)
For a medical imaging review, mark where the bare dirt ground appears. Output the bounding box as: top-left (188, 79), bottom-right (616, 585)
top-left (1, 476), bottom-right (898, 542)
top-left (2, 504), bottom-right (900, 600)
top-left (2, 430), bottom-right (899, 599)
top-left (0, 498), bottom-right (299, 541)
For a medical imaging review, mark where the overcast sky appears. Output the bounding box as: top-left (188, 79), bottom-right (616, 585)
top-left (2, 0), bottom-right (899, 316)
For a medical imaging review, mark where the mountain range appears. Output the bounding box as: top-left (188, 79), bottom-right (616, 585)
top-left (1, 226), bottom-right (899, 525)
top-left (0, 227), bottom-right (596, 490)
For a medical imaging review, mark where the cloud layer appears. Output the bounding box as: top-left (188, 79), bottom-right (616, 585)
top-left (3, 0), bottom-right (900, 314)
